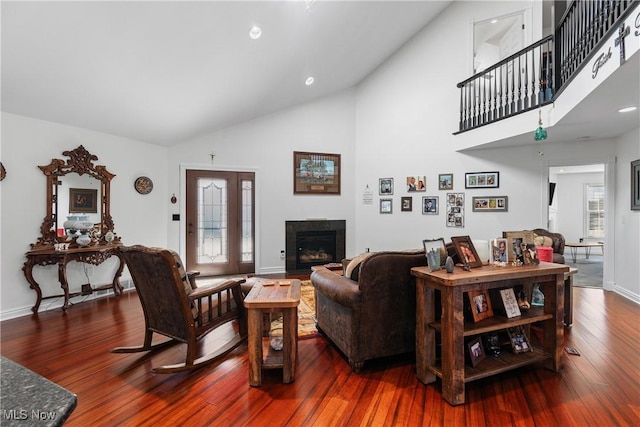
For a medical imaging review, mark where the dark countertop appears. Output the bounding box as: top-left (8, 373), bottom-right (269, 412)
top-left (1, 356), bottom-right (77, 426)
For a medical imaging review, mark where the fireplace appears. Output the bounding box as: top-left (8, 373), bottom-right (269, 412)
top-left (286, 220), bottom-right (346, 273)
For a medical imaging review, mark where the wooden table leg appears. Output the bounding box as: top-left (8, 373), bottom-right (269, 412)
top-left (282, 307), bottom-right (298, 383)
top-left (440, 287), bottom-right (466, 405)
top-left (415, 279), bottom-right (436, 384)
top-left (543, 274), bottom-right (564, 372)
top-left (247, 308), bottom-right (262, 386)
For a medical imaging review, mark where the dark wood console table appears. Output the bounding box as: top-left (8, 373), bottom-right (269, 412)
top-left (411, 262), bottom-right (568, 405)
top-left (23, 244), bottom-right (125, 313)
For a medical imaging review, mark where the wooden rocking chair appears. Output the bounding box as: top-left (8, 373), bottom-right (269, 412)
top-left (111, 245), bottom-right (247, 373)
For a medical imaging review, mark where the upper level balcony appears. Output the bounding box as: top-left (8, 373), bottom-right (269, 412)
top-left (454, 0), bottom-right (639, 151)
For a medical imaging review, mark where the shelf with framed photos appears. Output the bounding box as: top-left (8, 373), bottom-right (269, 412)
top-left (412, 262), bottom-right (568, 405)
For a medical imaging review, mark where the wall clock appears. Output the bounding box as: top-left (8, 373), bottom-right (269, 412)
top-left (134, 176), bottom-right (153, 195)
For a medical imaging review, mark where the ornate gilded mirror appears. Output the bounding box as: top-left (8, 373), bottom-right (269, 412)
top-left (32, 145), bottom-right (118, 249)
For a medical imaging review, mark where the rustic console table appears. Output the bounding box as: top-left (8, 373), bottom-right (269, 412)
top-left (23, 244), bottom-right (125, 313)
top-left (411, 262), bottom-right (568, 405)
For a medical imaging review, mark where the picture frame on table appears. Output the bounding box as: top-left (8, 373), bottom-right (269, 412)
top-left (467, 336), bottom-right (486, 367)
top-left (422, 196), bottom-right (439, 214)
top-left (502, 231), bottom-right (535, 263)
top-left (380, 198), bottom-right (393, 214)
top-left (467, 289), bottom-right (494, 322)
top-left (507, 325), bottom-right (533, 354)
top-left (293, 151), bottom-right (341, 195)
top-left (499, 288), bottom-right (522, 318)
top-left (451, 235), bottom-right (483, 268)
top-left (490, 238), bottom-right (509, 263)
top-left (465, 171), bottom-right (499, 189)
top-left (422, 238), bottom-right (447, 271)
top-left (379, 178), bottom-right (394, 195)
top-left (472, 196), bottom-right (508, 212)
top-left (438, 173), bottom-right (453, 190)
top-left (69, 188), bottom-right (98, 213)
top-left (401, 197), bottom-right (413, 212)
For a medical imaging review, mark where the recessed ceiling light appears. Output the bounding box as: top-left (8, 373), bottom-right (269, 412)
top-left (618, 106), bottom-right (637, 113)
top-left (491, 19), bottom-right (498, 24)
top-left (305, 76), bottom-right (315, 86)
top-left (249, 26), bottom-right (262, 40)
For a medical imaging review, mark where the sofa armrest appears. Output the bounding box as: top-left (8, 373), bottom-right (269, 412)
top-left (311, 269), bottom-right (361, 309)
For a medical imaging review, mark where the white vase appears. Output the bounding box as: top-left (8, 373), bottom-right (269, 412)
top-left (76, 234), bottom-right (91, 247)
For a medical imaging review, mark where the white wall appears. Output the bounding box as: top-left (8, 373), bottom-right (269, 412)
top-left (0, 113), bottom-right (168, 318)
top-left (614, 128), bottom-right (640, 301)
top-left (555, 172), bottom-right (604, 243)
top-left (166, 91), bottom-right (357, 274)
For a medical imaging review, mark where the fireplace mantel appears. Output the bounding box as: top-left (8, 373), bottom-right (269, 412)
top-left (285, 220), bottom-right (346, 273)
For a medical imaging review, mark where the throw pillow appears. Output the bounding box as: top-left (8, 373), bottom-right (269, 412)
top-left (345, 252), bottom-right (375, 281)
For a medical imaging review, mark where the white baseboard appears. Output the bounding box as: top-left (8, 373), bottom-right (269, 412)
top-left (0, 279), bottom-right (135, 321)
top-left (613, 284), bottom-right (640, 305)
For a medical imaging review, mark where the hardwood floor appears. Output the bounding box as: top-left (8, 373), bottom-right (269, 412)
top-left (1, 286), bottom-right (639, 426)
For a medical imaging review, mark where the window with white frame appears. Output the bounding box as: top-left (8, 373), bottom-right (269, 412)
top-left (584, 184), bottom-right (604, 238)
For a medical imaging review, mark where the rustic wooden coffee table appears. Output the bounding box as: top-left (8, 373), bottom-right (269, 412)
top-left (244, 278), bottom-right (300, 386)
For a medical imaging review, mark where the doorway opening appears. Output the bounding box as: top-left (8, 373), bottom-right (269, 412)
top-left (549, 164), bottom-right (605, 287)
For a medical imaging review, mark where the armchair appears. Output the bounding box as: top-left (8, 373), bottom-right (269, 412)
top-left (531, 228), bottom-right (565, 264)
top-left (111, 245), bottom-right (247, 373)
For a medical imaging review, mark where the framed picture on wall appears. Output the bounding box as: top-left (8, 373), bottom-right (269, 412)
top-left (401, 197), bottom-right (413, 212)
top-left (406, 176), bottom-right (426, 192)
top-left (472, 196), bottom-right (508, 212)
top-left (439, 173), bottom-right (453, 190)
top-left (465, 171), bottom-right (499, 189)
top-left (293, 151), bottom-right (341, 194)
top-left (422, 196), bottom-right (439, 214)
top-left (379, 178), bottom-right (394, 195)
top-left (380, 198), bottom-right (393, 214)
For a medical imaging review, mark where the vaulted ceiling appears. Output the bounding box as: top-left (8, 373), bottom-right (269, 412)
top-left (1, 1), bottom-right (451, 146)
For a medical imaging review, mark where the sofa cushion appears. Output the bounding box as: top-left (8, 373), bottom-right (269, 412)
top-left (345, 252), bottom-right (375, 281)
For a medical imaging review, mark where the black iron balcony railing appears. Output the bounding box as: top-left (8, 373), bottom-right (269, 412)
top-left (456, 0), bottom-right (637, 134)
top-left (456, 36), bottom-right (553, 133)
top-left (557, 0), bottom-right (635, 89)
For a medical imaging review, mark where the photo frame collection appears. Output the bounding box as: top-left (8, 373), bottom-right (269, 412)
top-left (344, 169), bottom-right (506, 221)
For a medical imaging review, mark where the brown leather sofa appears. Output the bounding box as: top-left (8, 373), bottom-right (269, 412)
top-left (310, 250), bottom-right (426, 371)
top-left (531, 228), bottom-right (566, 264)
